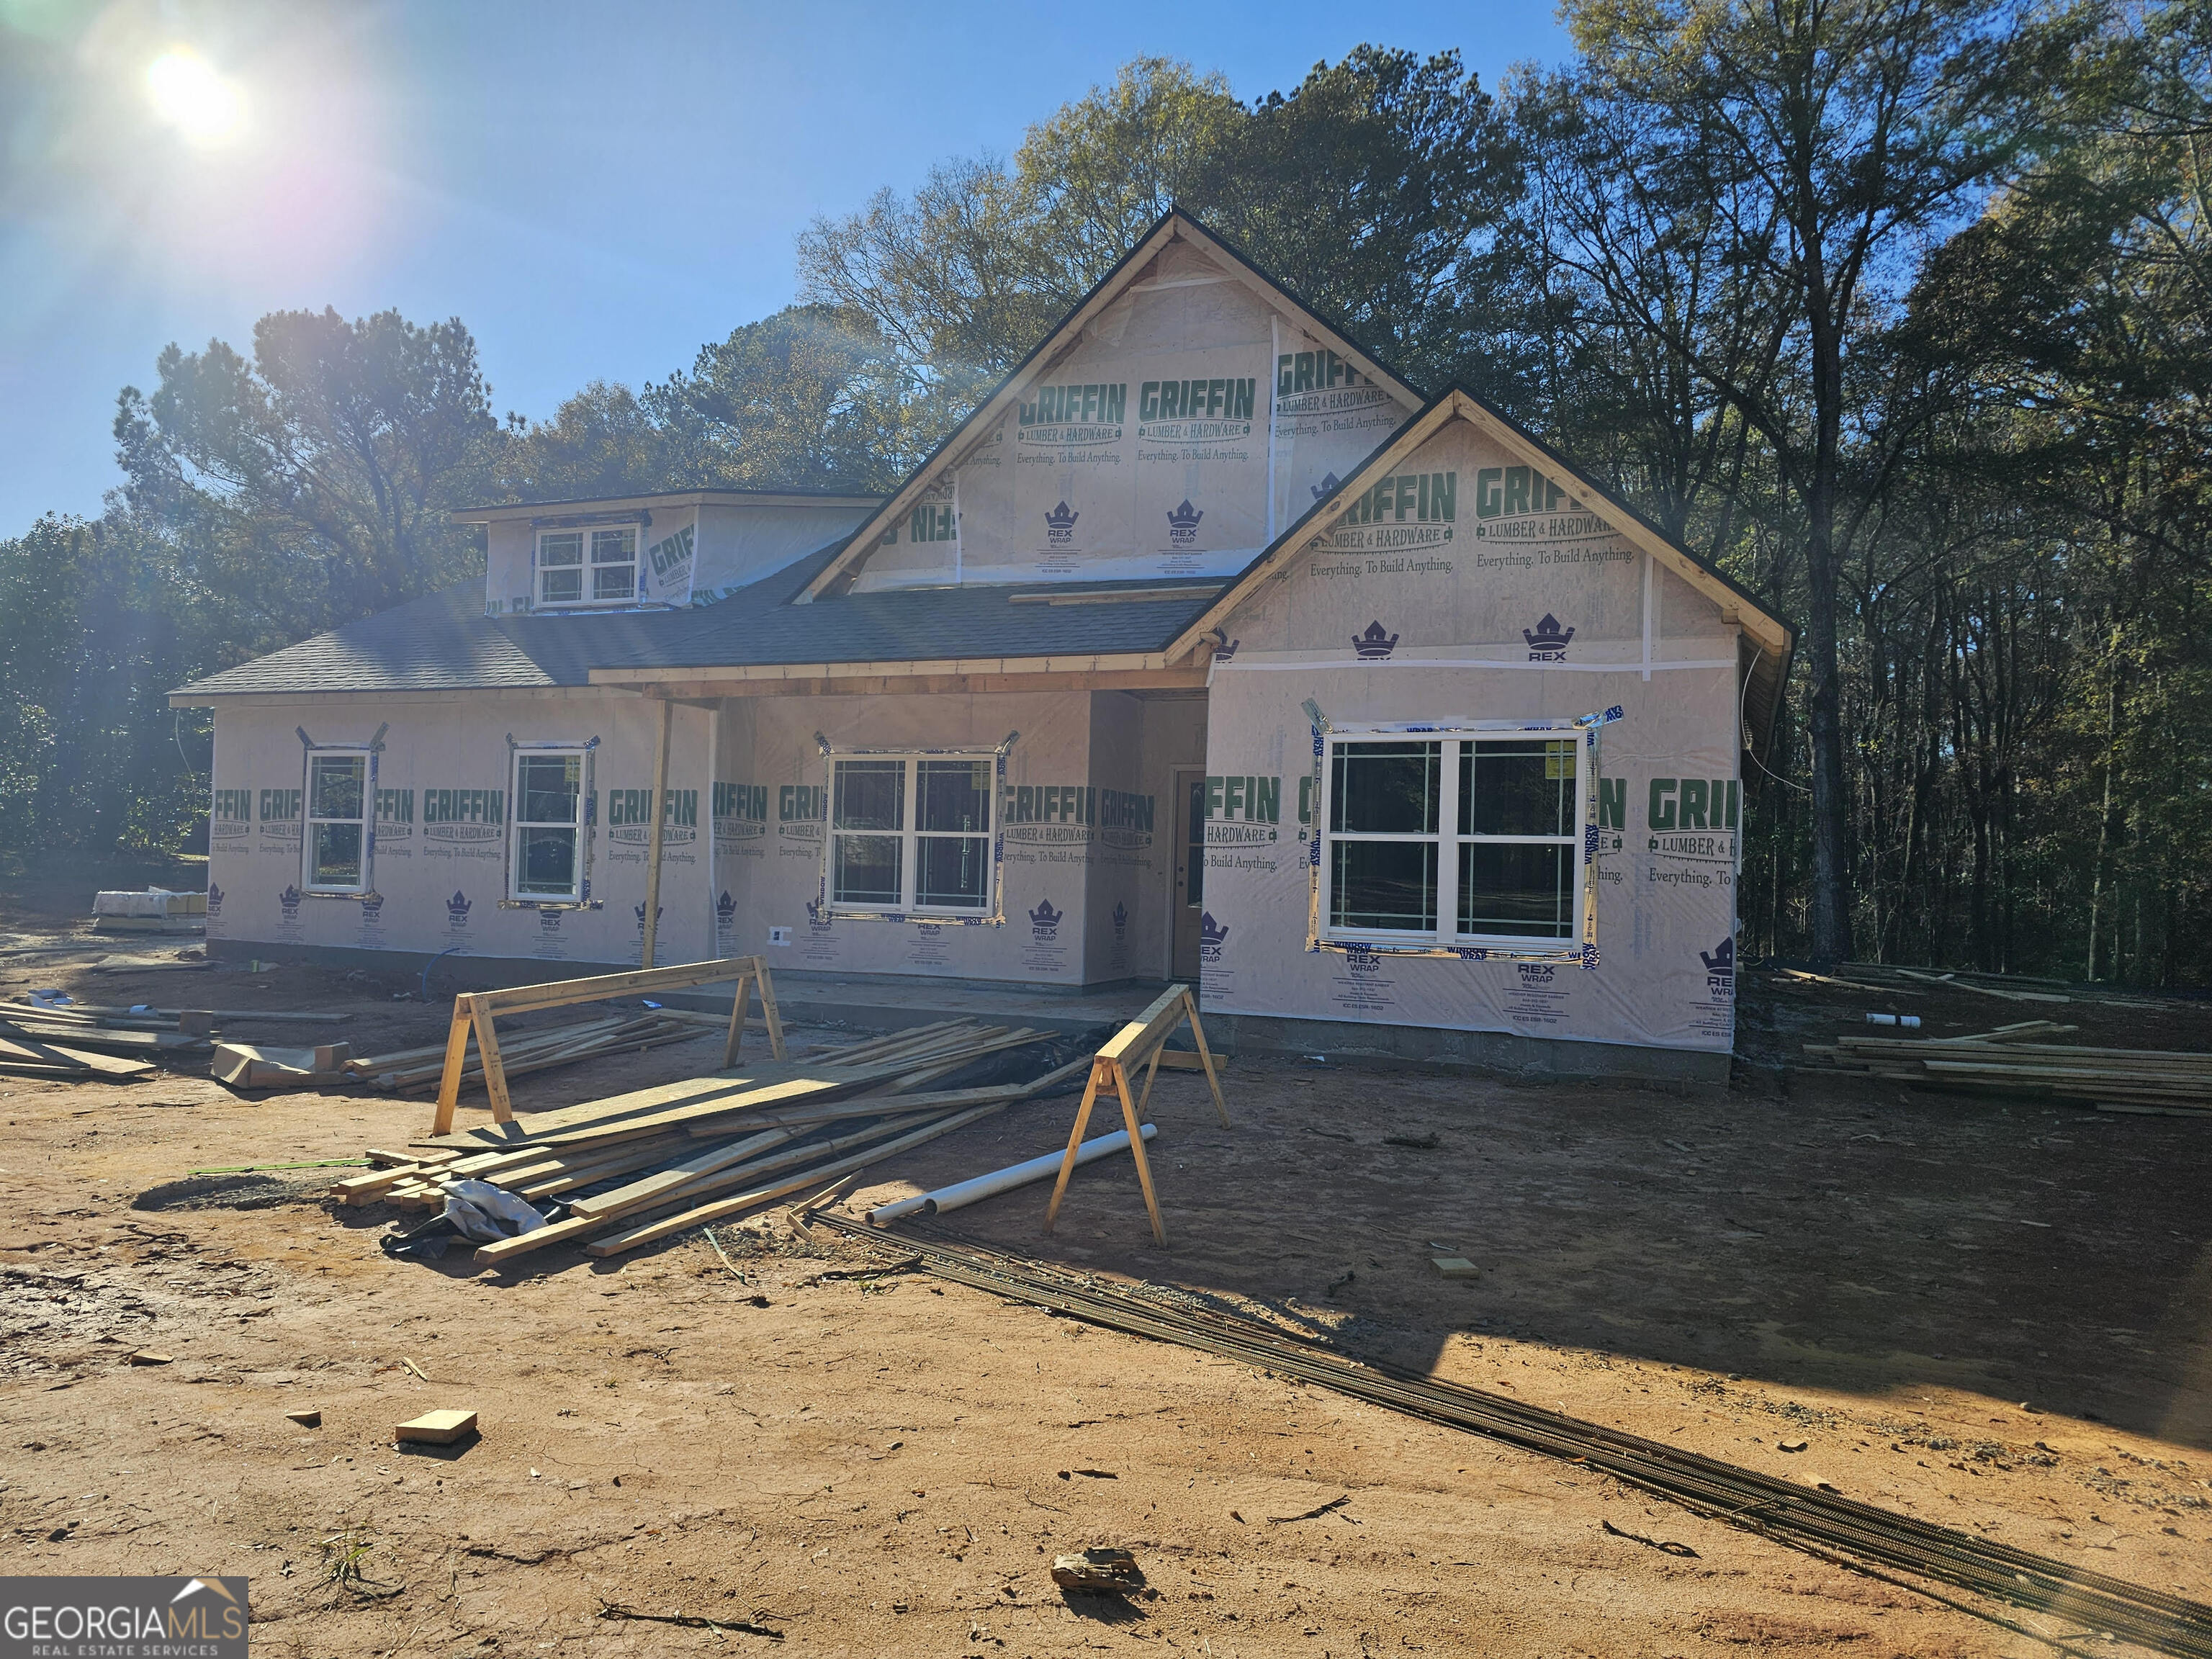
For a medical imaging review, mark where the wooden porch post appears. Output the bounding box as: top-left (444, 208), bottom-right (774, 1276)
top-left (640, 696), bottom-right (672, 968)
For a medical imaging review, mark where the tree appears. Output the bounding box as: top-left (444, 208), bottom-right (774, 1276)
top-left (645, 304), bottom-right (927, 493)
top-left (798, 50), bottom-right (1527, 426)
top-left (1016, 57), bottom-right (1246, 291)
top-left (1205, 47), bottom-right (1525, 390)
top-left (1560, 0), bottom-right (2063, 961)
top-left (493, 382), bottom-right (677, 504)
top-left (0, 516), bottom-right (212, 862)
top-left (114, 307), bottom-right (498, 620)
top-left (1890, 0), bottom-right (2212, 979)
top-left (797, 154), bottom-right (1058, 405)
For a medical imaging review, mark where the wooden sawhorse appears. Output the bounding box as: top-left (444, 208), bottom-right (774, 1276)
top-left (1043, 983), bottom-right (1228, 1246)
top-left (429, 956), bottom-right (786, 1136)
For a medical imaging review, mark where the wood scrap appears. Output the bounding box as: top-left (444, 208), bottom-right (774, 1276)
top-left (212, 1041), bottom-right (353, 1089)
top-left (0, 1019), bottom-right (202, 1056)
top-left (1891, 968), bottom-right (2072, 1004)
top-left (0, 1035), bottom-right (158, 1079)
top-left (1773, 967), bottom-right (1915, 995)
top-left (395, 1408), bottom-right (477, 1444)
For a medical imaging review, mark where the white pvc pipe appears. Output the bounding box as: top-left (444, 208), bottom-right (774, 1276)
top-left (867, 1124), bottom-right (1159, 1225)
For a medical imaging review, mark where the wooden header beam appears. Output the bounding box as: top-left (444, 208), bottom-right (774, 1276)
top-left (590, 667), bottom-right (1212, 701)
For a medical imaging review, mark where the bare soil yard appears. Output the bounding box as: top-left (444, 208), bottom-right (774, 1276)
top-left (2, 866), bottom-right (2208, 1656)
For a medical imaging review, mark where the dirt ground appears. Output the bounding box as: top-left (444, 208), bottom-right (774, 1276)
top-left (3, 861), bottom-right (2210, 1656)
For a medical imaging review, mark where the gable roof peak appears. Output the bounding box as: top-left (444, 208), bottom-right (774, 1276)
top-left (794, 204), bottom-right (1426, 603)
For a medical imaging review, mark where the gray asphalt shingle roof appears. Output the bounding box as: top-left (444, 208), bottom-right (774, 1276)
top-left (172, 544), bottom-right (1218, 698)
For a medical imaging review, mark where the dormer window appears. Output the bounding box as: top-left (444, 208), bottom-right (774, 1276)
top-left (537, 527), bottom-right (637, 607)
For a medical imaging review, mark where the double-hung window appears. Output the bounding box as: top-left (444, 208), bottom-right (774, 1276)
top-left (1322, 729), bottom-right (1583, 946)
top-left (536, 527), bottom-right (637, 607)
top-left (829, 755), bottom-right (994, 914)
top-left (511, 748), bottom-right (588, 902)
top-left (302, 750), bottom-right (371, 894)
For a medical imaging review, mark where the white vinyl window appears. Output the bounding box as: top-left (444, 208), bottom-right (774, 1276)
top-left (536, 526), bottom-right (638, 607)
top-left (510, 747), bottom-right (588, 901)
top-left (302, 750), bottom-right (371, 894)
top-left (829, 755), bottom-right (994, 914)
top-left (1321, 729), bottom-right (1583, 945)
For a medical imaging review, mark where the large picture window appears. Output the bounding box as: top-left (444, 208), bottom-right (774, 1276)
top-left (302, 750), bottom-right (371, 894)
top-left (1321, 729), bottom-right (1583, 946)
top-left (536, 527), bottom-right (638, 607)
top-left (511, 748), bottom-right (588, 902)
top-left (829, 755), bottom-right (994, 914)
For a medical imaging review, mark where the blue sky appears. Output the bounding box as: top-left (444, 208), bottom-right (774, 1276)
top-left (0, 0), bottom-right (1570, 532)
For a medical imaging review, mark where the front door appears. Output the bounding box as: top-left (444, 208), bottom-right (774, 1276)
top-left (1171, 767), bottom-right (1206, 981)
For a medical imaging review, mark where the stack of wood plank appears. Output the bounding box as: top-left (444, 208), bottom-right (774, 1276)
top-left (344, 1007), bottom-right (727, 1094)
top-left (333, 1020), bottom-right (1082, 1264)
top-left (0, 997), bottom-right (217, 1080)
top-left (1808, 1020), bottom-right (2212, 1115)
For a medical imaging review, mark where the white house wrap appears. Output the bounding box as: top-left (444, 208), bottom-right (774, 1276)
top-left (174, 210), bottom-right (1789, 1079)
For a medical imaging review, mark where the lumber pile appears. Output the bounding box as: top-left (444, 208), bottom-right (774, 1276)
top-left (344, 1007), bottom-right (725, 1094)
top-left (91, 889), bottom-right (207, 935)
top-left (334, 1020), bottom-right (1080, 1265)
top-left (1807, 1020), bottom-right (2212, 1114)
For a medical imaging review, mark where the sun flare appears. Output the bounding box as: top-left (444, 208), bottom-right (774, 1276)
top-left (146, 49), bottom-right (244, 145)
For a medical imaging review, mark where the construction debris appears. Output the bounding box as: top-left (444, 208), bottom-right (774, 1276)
top-left (336, 1020), bottom-right (1083, 1267)
top-left (213, 1040), bottom-right (353, 1088)
top-left (1051, 1548), bottom-right (1143, 1592)
top-left (2, 1000), bottom-right (209, 1053)
top-left (395, 1408), bottom-right (477, 1444)
top-left (1808, 1022), bottom-right (2212, 1114)
top-left (91, 950), bottom-right (210, 973)
top-left (0, 1033), bottom-right (158, 1081)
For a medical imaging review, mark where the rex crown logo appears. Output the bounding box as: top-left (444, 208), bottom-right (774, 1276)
top-left (1524, 613), bottom-right (1575, 660)
top-left (446, 890), bottom-right (471, 925)
top-left (1701, 935), bottom-right (1735, 992)
top-left (1199, 912), bottom-right (1229, 948)
top-left (1166, 500), bottom-right (1203, 543)
top-left (1310, 472), bottom-right (1341, 501)
top-left (1029, 898), bottom-right (1062, 934)
top-left (1352, 620), bottom-right (1399, 660)
top-left (1043, 502), bottom-right (1079, 538)
top-left (716, 890), bottom-right (736, 925)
